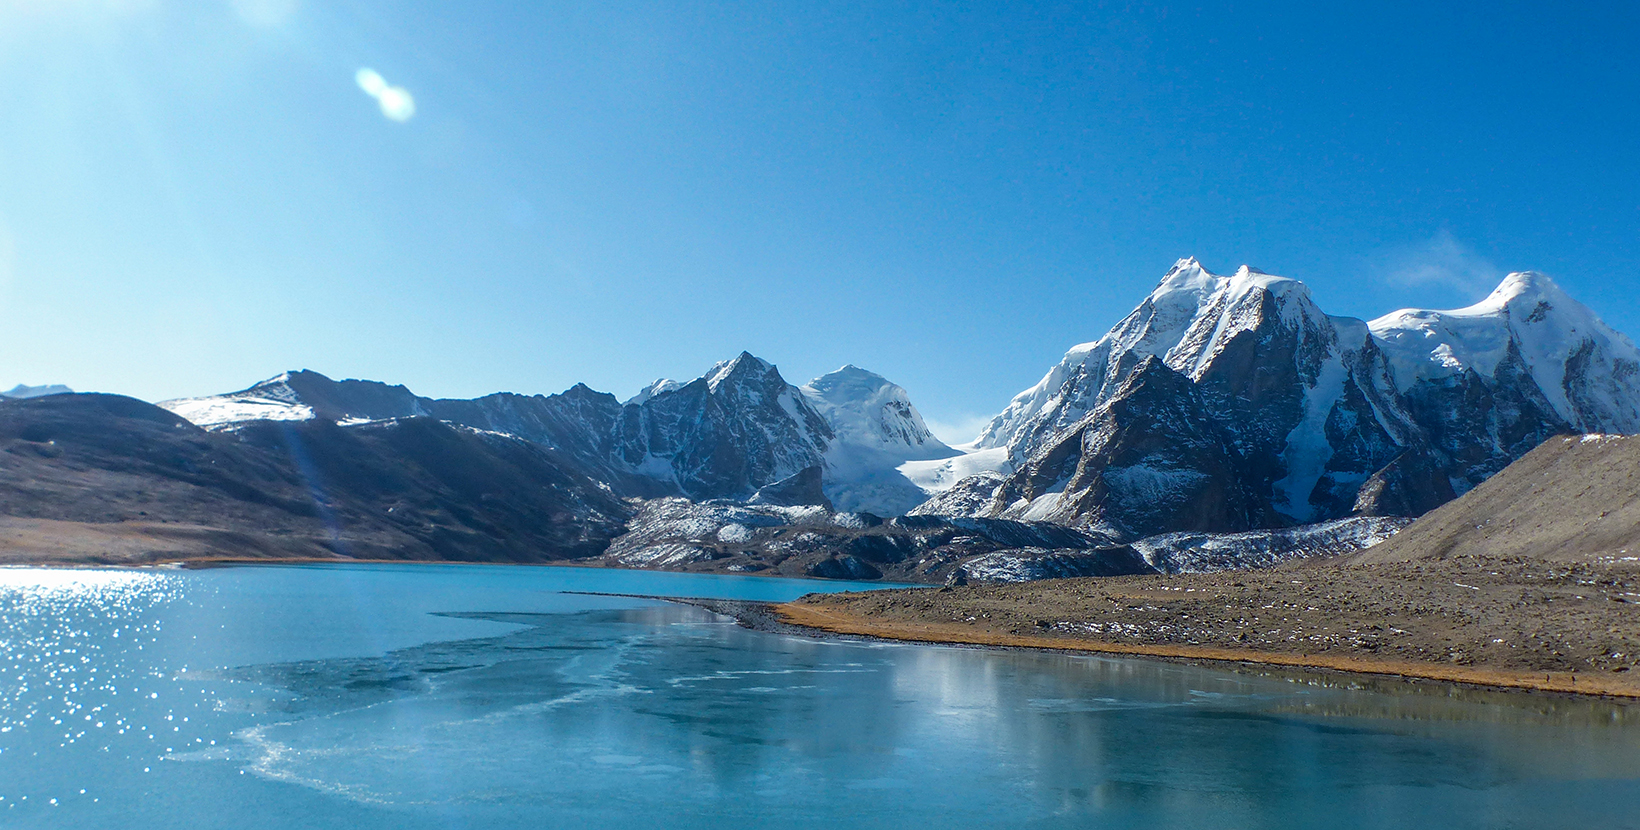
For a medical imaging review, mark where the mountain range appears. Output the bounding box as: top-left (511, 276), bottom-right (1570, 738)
top-left (911, 258), bottom-right (1640, 540)
top-left (5, 256), bottom-right (1636, 574)
top-left (159, 355), bottom-right (956, 516)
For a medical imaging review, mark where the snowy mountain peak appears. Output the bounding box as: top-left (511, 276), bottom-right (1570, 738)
top-left (626, 378), bottom-right (682, 406)
top-left (801, 365), bottom-right (954, 460)
top-left (1486, 270), bottom-right (1568, 310)
top-left (941, 257), bottom-right (1640, 535)
top-left (974, 259), bottom-right (1339, 455)
top-left (1369, 271), bottom-right (1640, 433)
top-left (704, 351), bottom-right (776, 392)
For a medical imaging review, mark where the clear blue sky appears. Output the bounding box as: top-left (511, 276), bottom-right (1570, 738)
top-left (3, 1), bottom-right (1637, 442)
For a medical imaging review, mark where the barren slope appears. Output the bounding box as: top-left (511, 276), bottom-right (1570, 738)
top-left (1351, 433), bottom-right (1640, 565)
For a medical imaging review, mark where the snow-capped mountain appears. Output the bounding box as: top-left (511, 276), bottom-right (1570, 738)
top-left (2, 384), bottom-right (73, 399)
top-left (949, 258), bottom-right (1412, 529)
top-left (1369, 271), bottom-right (1640, 489)
top-left (150, 260), bottom-right (1638, 537)
top-left (158, 355), bottom-right (950, 514)
top-left (608, 352), bottom-right (835, 500)
top-left (923, 259), bottom-right (1640, 539)
top-left (801, 365), bottom-right (960, 514)
top-left (801, 365), bottom-right (950, 458)
top-left (161, 371), bottom-right (426, 428)
top-left (978, 356), bottom-right (1279, 538)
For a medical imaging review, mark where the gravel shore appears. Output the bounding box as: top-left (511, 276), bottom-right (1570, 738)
top-left (767, 552), bottom-right (1640, 698)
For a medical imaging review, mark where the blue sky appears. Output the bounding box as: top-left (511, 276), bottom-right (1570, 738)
top-left (2, 0), bottom-right (1637, 442)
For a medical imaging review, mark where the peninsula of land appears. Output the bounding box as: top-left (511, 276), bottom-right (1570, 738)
top-left (770, 434), bottom-right (1640, 698)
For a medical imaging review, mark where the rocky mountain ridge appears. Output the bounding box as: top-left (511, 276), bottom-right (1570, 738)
top-left (923, 258), bottom-right (1640, 539)
top-left (161, 355), bottom-right (954, 516)
top-left (125, 255), bottom-right (1640, 574)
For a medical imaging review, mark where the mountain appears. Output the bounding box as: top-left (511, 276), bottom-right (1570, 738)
top-left (159, 355), bottom-right (949, 514)
top-left (2, 383), bottom-right (73, 399)
top-left (1368, 271), bottom-right (1640, 491)
top-left (160, 370), bottom-right (426, 426)
top-left (979, 356), bottom-right (1279, 538)
top-left (0, 393), bottom-right (630, 564)
top-left (922, 259), bottom-right (1640, 539)
top-left (800, 365), bottom-right (950, 458)
top-left (800, 365), bottom-right (960, 514)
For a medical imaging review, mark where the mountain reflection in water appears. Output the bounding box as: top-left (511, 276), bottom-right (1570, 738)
top-left (1, 564), bottom-right (1637, 830)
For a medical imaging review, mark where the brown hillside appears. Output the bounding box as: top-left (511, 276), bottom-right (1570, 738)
top-left (1350, 433), bottom-right (1640, 565)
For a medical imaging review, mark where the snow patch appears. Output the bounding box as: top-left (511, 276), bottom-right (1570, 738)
top-left (1131, 516), bottom-right (1410, 574)
top-left (899, 445), bottom-right (1011, 493)
top-left (1272, 353), bottom-right (1348, 522)
top-left (160, 396), bottom-right (315, 429)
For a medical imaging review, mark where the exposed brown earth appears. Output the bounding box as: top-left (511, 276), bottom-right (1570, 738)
top-left (778, 553), bottom-right (1640, 697)
top-left (779, 434), bottom-right (1640, 697)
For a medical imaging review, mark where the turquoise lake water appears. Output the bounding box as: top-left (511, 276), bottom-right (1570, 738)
top-left (1, 563), bottom-right (1638, 829)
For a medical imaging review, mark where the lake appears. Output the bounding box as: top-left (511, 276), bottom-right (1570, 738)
top-left (1, 563), bottom-right (1637, 829)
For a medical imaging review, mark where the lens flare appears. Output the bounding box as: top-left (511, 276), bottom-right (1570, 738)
top-left (354, 67), bottom-right (415, 122)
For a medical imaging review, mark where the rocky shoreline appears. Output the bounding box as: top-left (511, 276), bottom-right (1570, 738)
top-left (660, 552), bottom-right (1640, 699)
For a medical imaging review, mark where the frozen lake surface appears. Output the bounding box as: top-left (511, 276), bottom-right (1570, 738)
top-left (2, 563), bottom-right (1638, 829)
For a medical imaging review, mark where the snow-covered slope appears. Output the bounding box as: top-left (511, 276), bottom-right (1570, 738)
top-left (801, 365), bottom-right (952, 460)
top-left (799, 365), bottom-right (960, 514)
top-left (1, 384), bottom-right (73, 399)
top-left (1370, 271), bottom-right (1640, 435)
top-left (1130, 516), bottom-right (1410, 574)
top-left (943, 259), bottom-right (1414, 532)
top-left (158, 371), bottom-right (424, 429)
top-left (918, 259), bottom-right (1639, 538)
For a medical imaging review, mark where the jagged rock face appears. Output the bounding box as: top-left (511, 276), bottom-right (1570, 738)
top-left (161, 354), bottom-right (840, 504)
top-left (428, 384), bottom-right (622, 463)
top-left (1350, 448), bottom-right (1457, 518)
top-left (964, 260), bottom-right (1415, 530)
top-left (939, 260), bottom-right (1640, 537)
top-left (161, 355), bottom-right (950, 513)
top-left (748, 465), bottom-right (832, 508)
top-left (431, 355), bottom-right (835, 502)
top-left (612, 353), bottom-right (833, 500)
top-left (986, 357), bottom-right (1275, 538)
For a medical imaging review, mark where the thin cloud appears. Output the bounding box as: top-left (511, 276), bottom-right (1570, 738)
top-left (1384, 230), bottom-right (1502, 295)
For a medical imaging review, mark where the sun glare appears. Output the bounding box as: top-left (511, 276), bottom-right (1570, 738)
top-left (355, 67), bottom-right (415, 123)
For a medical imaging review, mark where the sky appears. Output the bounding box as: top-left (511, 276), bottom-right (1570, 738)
top-left (2, 0), bottom-right (1638, 443)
